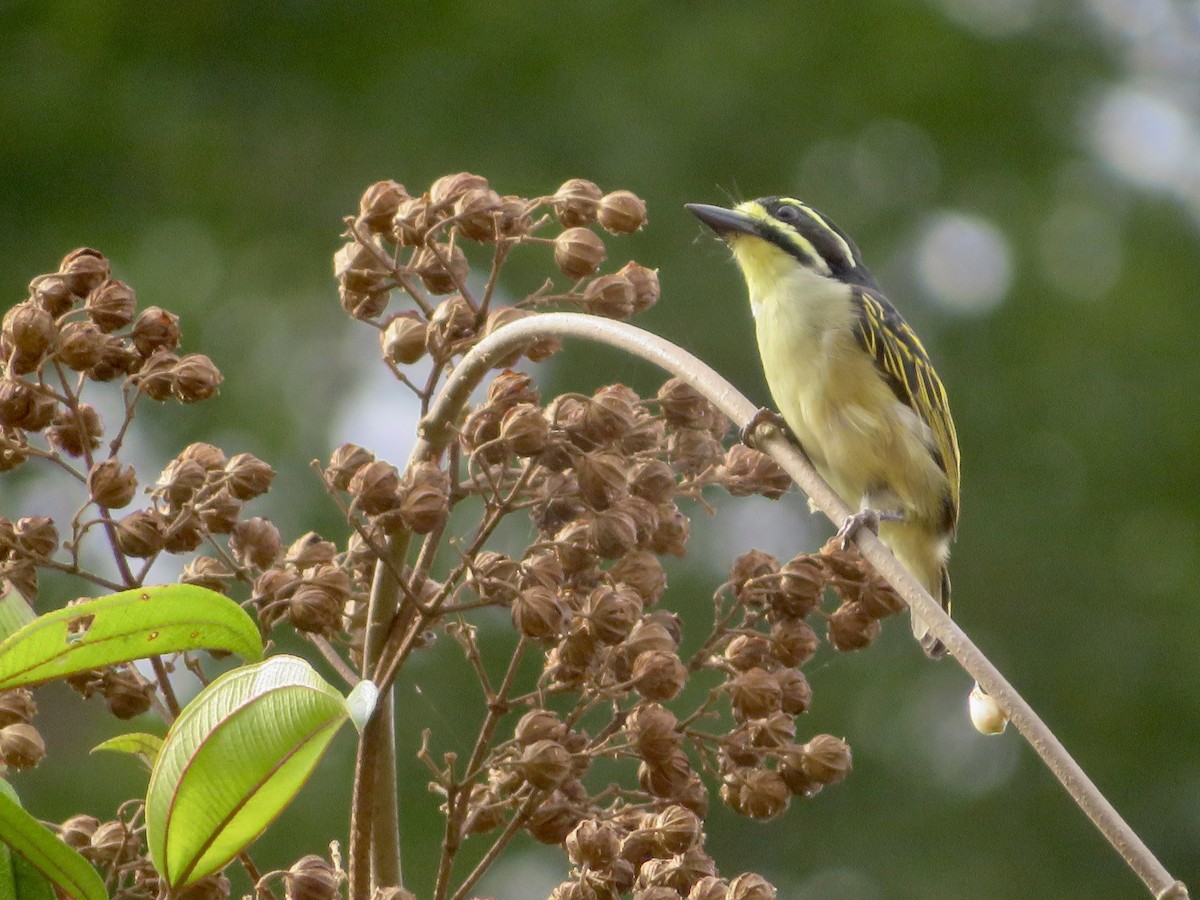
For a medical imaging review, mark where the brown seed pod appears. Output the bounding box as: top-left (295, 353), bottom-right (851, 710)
top-left (625, 703), bottom-right (680, 763)
top-left (800, 733), bottom-right (852, 784)
top-left (517, 738), bottom-right (573, 790)
top-left (629, 459), bottom-right (676, 505)
top-left (162, 508), bottom-right (205, 553)
top-left (688, 876), bottom-right (730, 900)
top-left (85, 819), bottom-right (140, 867)
top-left (582, 273), bottom-right (636, 320)
top-left (59, 814), bottom-right (100, 850)
top-left (228, 517), bottom-right (283, 569)
top-left (720, 767), bottom-right (789, 821)
top-left (770, 619), bottom-right (819, 669)
top-left (499, 403), bottom-right (550, 457)
top-left (566, 818), bottom-right (621, 870)
top-left (85, 279), bottom-right (136, 333)
top-left (718, 445), bottom-right (792, 499)
top-left (128, 307), bottom-right (180, 358)
top-left (631, 649), bottom-right (686, 702)
top-left (325, 443), bottom-right (374, 490)
top-left (514, 709), bottom-right (567, 746)
top-left (285, 853), bottom-right (343, 900)
top-left (465, 550), bottom-right (520, 605)
top-left (46, 404), bottom-right (103, 457)
top-left (575, 450), bottom-right (628, 510)
top-left (224, 452), bottom-right (276, 501)
top-left (348, 459), bottom-right (400, 515)
top-left (525, 789), bottom-right (585, 844)
top-left (552, 178), bottom-right (603, 227)
top-left (181, 556), bottom-right (232, 593)
top-left (196, 488), bottom-right (241, 535)
top-left (657, 378), bottom-right (718, 431)
top-left (29, 273), bottom-right (75, 317)
top-left (0, 722), bottom-right (45, 769)
top-left (773, 555), bottom-right (826, 620)
top-left (726, 872), bottom-right (777, 900)
top-left (2, 301), bottom-right (56, 362)
top-left (638, 747), bottom-right (693, 800)
top-left (611, 550), bottom-right (667, 606)
top-left (171, 354), bottom-right (223, 403)
top-left (723, 634), bottom-right (772, 672)
top-left (729, 668), bottom-right (782, 721)
top-left (583, 584), bottom-right (641, 644)
top-left (358, 179), bottom-right (409, 233)
top-left (133, 350), bottom-right (178, 402)
top-left (0, 690), bottom-right (36, 727)
top-left (429, 172), bottom-right (489, 208)
top-left (452, 186), bottom-right (504, 241)
top-left (287, 584), bottom-right (344, 636)
top-left (776, 668), bottom-right (813, 715)
top-left (0, 378), bottom-right (35, 428)
top-left (156, 457), bottom-right (208, 509)
top-left (56, 321), bottom-right (107, 371)
top-left (14, 516), bottom-right (58, 558)
top-left (392, 196), bottom-right (439, 246)
top-left (87, 458), bottom-right (138, 509)
top-left (667, 427), bottom-right (724, 477)
top-left (652, 804), bottom-right (703, 854)
top-left (827, 601), bottom-right (881, 651)
top-left (87, 334), bottom-right (139, 382)
top-left (397, 461), bottom-right (450, 534)
top-left (554, 227), bottom-right (607, 279)
top-left (380, 312), bottom-right (428, 366)
top-left (730, 549), bottom-right (780, 603)
top-left (58, 248), bottom-right (110, 297)
top-left (101, 668), bottom-right (153, 720)
top-left (512, 585), bottom-right (568, 640)
top-left (414, 243), bottom-right (469, 296)
top-left (425, 294), bottom-right (478, 357)
top-left (597, 190), bottom-right (647, 235)
top-left (114, 509), bottom-right (165, 558)
top-left (619, 261), bottom-right (660, 314)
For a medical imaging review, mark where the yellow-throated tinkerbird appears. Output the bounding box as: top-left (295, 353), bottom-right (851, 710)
top-left (688, 197), bottom-right (960, 658)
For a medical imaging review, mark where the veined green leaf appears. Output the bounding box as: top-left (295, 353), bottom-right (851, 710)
top-left (0, 781), bottom-right (107, 900)
top-left (146, 655), bottom-right (352, 888)
top-left (0, 581), bottom-right (36, 643)
top-left (0, 585), bottom-right (263, 690)
top-left (92, 732), bottom-right (164, 770)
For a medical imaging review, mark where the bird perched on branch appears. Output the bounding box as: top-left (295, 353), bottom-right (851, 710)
top-left (688, 197), bottom-right (960, 658)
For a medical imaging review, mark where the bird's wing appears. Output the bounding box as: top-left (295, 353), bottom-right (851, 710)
top-left (851, 286), bottom-right (960, 532)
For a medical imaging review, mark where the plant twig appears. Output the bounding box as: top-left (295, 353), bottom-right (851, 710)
top-left (416, 312), bottom-right (1189, 900)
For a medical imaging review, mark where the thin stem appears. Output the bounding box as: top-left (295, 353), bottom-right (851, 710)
top-left (418, 312), bottom-right (1189, 900)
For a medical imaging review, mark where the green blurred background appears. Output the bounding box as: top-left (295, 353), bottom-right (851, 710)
top-left (3, 1), bottom-right (1199, 897)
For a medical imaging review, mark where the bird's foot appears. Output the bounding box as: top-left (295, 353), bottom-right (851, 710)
top-left (836, 507), bottom-right (905, 549)
top-left (740, 407), bottom-right (794, 448)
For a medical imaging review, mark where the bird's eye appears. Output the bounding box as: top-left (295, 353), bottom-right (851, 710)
top-left (776, 205), bottom-right (801, 224)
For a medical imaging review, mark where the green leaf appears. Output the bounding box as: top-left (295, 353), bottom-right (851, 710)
top-left (146, 655), bottom-right (352, 888)
top-left (0, 585), bottom-right (264, 690)
top-left (0, 581), bottom-right (36, 643)
top-left (0, 781), bottom-right (107, 900)
top-left (92, 732), bottom-right (164, 770)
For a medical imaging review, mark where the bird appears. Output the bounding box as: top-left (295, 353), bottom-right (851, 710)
top-left (687, 197), bottom-right (959, 658)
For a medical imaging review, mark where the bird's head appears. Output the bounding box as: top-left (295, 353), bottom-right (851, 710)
top-left (687, 198), bottom-right (877, 295)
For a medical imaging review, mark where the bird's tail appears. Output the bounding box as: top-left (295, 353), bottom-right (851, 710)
top-left (911, 566), bottom-right (950, 659)
top-left (882, 523), bottom-right (951, 659)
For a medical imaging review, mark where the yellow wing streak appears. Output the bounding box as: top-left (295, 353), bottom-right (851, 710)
top-left (852, 287), bottom-right (960, 532)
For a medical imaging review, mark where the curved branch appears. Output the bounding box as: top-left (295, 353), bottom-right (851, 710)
top-left (416, 312), bottom-right (1188, 900)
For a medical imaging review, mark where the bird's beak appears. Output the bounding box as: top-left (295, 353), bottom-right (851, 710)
top-left (685, 203), bottom-right (759, 239)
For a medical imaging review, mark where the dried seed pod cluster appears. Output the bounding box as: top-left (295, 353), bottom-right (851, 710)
top-left (0, 175), bottom-right (917, 900)
top-left (336, 175), bottom-right (658, 387)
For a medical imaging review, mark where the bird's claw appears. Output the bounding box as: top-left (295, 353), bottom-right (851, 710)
top-left (740, 407), bottom-right (793, 448)
top-left (836, 507), bottom-right (904, 549)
